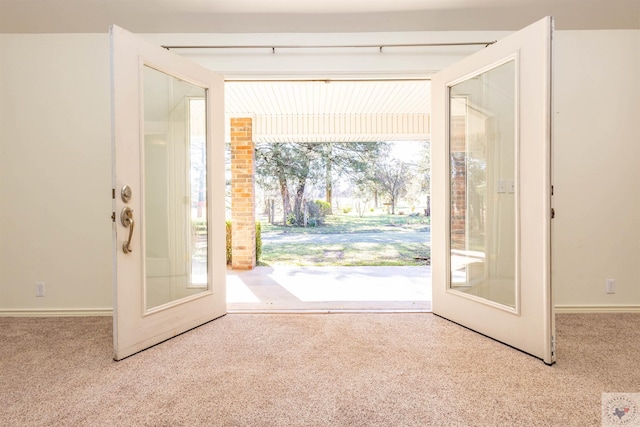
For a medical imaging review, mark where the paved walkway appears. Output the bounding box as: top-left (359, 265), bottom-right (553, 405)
top-left (227, 265), bottom-right (432, 312)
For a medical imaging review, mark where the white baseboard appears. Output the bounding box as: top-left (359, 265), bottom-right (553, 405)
top-left (0, 308), bottom-right (113, 317)
top-left (555, 305), bottom-right (640, 314)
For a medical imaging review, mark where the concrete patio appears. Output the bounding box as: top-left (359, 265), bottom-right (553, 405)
top-left (227, 265), bottom-right (432, 312)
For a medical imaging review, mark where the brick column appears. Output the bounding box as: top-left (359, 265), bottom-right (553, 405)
top-left (450, 116), bottom-right (467, 250)
top-left (230, 117), bottom-right (256, 270)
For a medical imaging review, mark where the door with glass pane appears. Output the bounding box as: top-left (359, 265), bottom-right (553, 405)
top-left (111, 25), bottom-right (226, 361)
top-left (431, 17), bottom-right (555, 364)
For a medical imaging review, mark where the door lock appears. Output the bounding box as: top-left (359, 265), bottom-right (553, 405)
top-left (121, 185), bottom-right (132, 203)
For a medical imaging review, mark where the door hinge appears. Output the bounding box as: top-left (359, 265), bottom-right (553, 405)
top-left (551, 208), bottom-right (555, 219)
top-left (551, 185), bottom-right (554, 196)
top-left (111, 212), bottom-right (116, 222)
top-left (112, 188), bottom-right (116, 199)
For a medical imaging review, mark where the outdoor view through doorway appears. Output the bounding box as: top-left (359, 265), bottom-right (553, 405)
top-left (223, 80), bottom-right (432, 311)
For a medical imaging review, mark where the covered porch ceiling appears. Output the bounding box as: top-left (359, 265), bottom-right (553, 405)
top-left (224, 79), bottom-right (431, 143)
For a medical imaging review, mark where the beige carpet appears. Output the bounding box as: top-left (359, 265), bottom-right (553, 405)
top-left (1, 313), bottom-right (639, 426)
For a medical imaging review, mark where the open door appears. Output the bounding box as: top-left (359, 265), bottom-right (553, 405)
top-left (111, 26), bottom-right (226, 360)
top-left (431, 17), bottom-right (555, 364)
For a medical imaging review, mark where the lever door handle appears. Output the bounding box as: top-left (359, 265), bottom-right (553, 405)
top-left (120, 207), bottom-right (134, 253)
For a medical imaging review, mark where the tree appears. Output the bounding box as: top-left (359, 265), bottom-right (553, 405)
top-left (255, 141), bottom-right (325, 226)
top-left (413, 140), bottom-right (431, 215)
top-left (352, 185), bottom-right (370, 217)
top-left (254, 142), bottom-right (295, 225)
top-left (323, 143), bottom-right (333, 213)
top-left (290, 144), bottom-right (317, 226)
top-left (414, 140), bottom-right (431, 194)
top-left (374, 155), bottom-right (413, 215)
top-left (320, 141), bottom-right (383, 211)
top-left (255, 141), bottom-right (383, 226)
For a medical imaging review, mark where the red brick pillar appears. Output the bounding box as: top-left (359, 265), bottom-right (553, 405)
top-left (230, 117), bottom-right (256, 270)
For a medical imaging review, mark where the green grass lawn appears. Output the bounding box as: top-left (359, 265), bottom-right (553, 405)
top-left (258, 212), bottom-right (431, 267)
top-left (260, 211), bottom-right (430, 235)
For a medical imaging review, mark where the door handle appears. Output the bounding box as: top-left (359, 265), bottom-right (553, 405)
top-left (120, 207), bottom-right (134, 253)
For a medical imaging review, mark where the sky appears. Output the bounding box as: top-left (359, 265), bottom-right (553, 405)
top-left (389, 140), bottom-right (427, 163)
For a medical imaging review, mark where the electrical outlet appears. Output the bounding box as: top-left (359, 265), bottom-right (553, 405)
top-left (35, 282), bottom-right (45, 297)
top-left (605, 279), bottom-right (616, 294)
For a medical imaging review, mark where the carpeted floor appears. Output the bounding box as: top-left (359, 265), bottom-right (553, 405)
top-left (1, 313), bottom-right (639, 426)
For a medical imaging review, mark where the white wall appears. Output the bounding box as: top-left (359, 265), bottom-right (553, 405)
top-left (552, 30), bottom-right (640, 311)
top-left (0, 34), bottom-right (112, 315)
top-left (0, 29), bottom-right (638, 315)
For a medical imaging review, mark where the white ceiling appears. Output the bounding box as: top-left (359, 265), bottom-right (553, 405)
top-left (225, 80), bottom-right (431, 142)
top-left (0, 0), bottom-right (638, 33)
top-left (226, 80), bottom-right (430, 116)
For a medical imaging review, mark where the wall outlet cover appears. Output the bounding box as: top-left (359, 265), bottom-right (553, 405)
top-left (605, 279), bottom-right (616, 294)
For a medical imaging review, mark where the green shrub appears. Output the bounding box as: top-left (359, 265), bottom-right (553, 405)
top-left (342, 207), bottom-right (352, 214)
top-left (302, 199), bottom-right (332, 226)
top-left (225, 220), bottom-right (232, 265)
top-left (286, 212), bottom-right (296, 226)
top-left (255, 221), bottom-right (262, 261)
top-left (314, 200), bottom-right (332, 217)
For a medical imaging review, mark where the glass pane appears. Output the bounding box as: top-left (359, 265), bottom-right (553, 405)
top-left (143, 65), bottom-right (208, 310)
top-left (448, 60), bottom-right (516, 308)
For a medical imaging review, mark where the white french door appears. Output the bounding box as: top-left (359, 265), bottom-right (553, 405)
top-left (111, 26), bottom-right (226, 361)
top-left (431, 17), bottom-right (555, 364)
